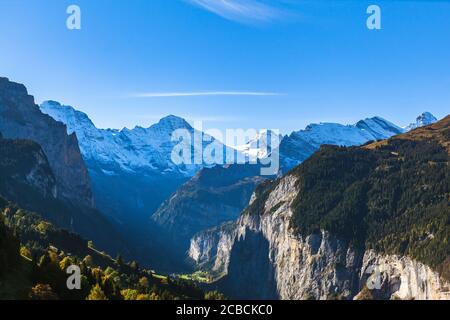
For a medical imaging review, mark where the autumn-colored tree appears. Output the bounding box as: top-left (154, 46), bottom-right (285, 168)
top-left (59, 256), bottom-right (73, 271)
top-left (121, 289), bottom-right (139, 300)
top-left (91, 267), bottom-right (103, 284)
top-left (139, 276), bottom-right (149, 290)
top-left (149, 292), bottom-right (160, 300)
top-left (20, 246), bottom-right (32, 260)
top-left (48, 250), bottom-right (59, 264)
top-left (102, 274), bottom-right (121, 300)
top-left (36, 221), bottom-right (52, 234)
top-left (86, 284), bottom-right (108, 300)
top-left (29, 284), bottom-right (58, 300)
top-left (204, 290), bottom-right (226, 300)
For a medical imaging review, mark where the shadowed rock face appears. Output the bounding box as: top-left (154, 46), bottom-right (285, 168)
top-left (152, 164), bottom-right (266, 257)
top-left (191, 174), bottom-right (450, 300)
top-left (0, 78), bottom-right (93, 209)
top-left (0, 78), bottom-right (128, 256)
top-left (0, 138), bottom-right (57, 202)
top-left (219, 229), bottom-right (278, 300)
top-left (0, 136), bottom-right (128, 257)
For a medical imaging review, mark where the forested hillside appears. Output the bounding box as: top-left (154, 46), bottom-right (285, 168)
top-left (247, 116), bottom-right (450, 281)
top-left (0, 196), bottom-right (216, 300)
top-left (0, 136), bottom-right (218, 300)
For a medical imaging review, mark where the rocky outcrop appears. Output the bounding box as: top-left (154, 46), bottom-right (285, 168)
top-left (0, 79), bottom-right (128, 256)
top-left (0, 138), bottom-right (57, 200)
top-left (153, 164), bottom-right (266, 255)
top-left (0, 136), bottom-right (128, 257)
top-left (189, 221), bottom-right (238, 275)
top-left (189, 174), bottom-right (450, 300)
top-left (0, 78), bottom-right (93, 208)
top-left (358, 250), bottom-right (450, 300)
top-left (405, 112), bottom-right (437, 131)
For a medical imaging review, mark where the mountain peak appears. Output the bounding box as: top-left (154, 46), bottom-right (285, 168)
top-left (153, 115), bottom-right (192, 130)
top-left (405, 112), bottom-right (437, 131)
top-left (355, 116), bottom-right (404, 140)
top-left (40, 101), bottom-right (96, 134)
top-left (416, 112), bottom-right (437, 125)
top-left (0, 77), bottom-right (28, 96)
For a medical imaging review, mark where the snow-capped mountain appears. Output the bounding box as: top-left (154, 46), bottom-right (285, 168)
top-left (280, 116), bottom-right (404, 169)
top-left (40, 101), bottom-right (238, 239)
top-left (40, 101), bottom-right (230, 177)
top-left (235, 129), bottom-right (282, 160)
top-left (152, 113), bottom-right (433, 256)
top-left (39, 101), bottom-right (439, 271)
top-left (218, 113), bottom-right (437, 173)
top-left (405, 112), bottom-right (438, 131)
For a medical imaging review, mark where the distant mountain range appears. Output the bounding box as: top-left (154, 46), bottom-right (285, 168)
top-left (40, 100), bottom-right (236, 270)
top-left (405, 112), bottom-right (437, 131)
top-left (38, 97), bottom-right (439, 268)
top-left (0, 76), bottom-right (447, 300)
top-left (152, 113), bottom-right (437, 255)
top-left (40, 101), bottom-right (232, 177)
top-left (238, 114), bottom-right (436, 172)
top-left (40, 101), bottom-right (234, 226)
top-left (189, 116), bottom-right (450, 300)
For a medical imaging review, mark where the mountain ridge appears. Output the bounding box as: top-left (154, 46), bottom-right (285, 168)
top-left (189, 116), bottom-right (450, 300)
top-left (0, 78), bottom-right (94, 209)
top-left (40, 101), bottom-right (230, 176)
top-left (155, 112), bottom-right (438, 263)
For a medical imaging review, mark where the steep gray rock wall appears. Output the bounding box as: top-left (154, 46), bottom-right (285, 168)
top-left (189, 175), bottom-right (450, 300)
top-left (0, 78), bottom-right (93, 208)
top-left (0, 138), bottom-right (57, 200)
top-left (189, 221), bottom-right (238, 275)
top-left (154, 164), bottom-right (265, 256)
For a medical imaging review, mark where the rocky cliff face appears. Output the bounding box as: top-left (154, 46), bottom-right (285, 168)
top-left (0, 78), bottom-right (93, 208)
top-left (153, 164), bottom-right (266, 256)
top-left (39, 101), bottom-right (241, 246)
top-left (0, 136), bottom-right (127, 257)
top-left (189, 221), bottom-right (237, 275)
top-left (190, 115), bottom-right (450, 300)
top-left (0, 138), bottom-right (57, 201)
top-left (158, 114), bottom-right (428, 263)
top-left (189, 174), bottom-right (450, 300)
top-left (0, 79), bottom-right (127, 256)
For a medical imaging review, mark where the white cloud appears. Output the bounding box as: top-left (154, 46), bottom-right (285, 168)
top-left (132, 91), bottom-right (282, 98)
top-left (186, 0), bottom-right (283, 23)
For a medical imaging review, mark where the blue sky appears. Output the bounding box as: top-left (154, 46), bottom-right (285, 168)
top-left (0, 0), bottom-right (449, 135)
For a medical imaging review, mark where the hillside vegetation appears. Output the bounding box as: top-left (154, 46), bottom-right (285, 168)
top-left (291, 116), bottom-right (450, 280)
top-left (0, 137), bottom-right (216, 300)
top-left (248, 116), bottom-right (450, 281)
top-left (0, 196), bottom-right (212, 300)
